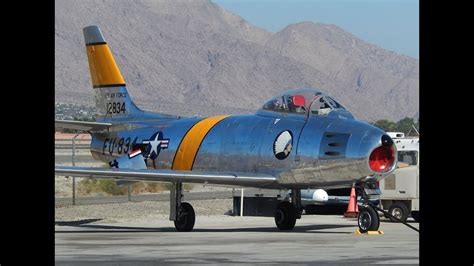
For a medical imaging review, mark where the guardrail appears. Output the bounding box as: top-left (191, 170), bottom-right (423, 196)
top-left (55, 136), bottom-right (159, 206)
top-left (55, 191), bottom-right (235, 207)
top-left (55, 135), bottom-right (94, 205)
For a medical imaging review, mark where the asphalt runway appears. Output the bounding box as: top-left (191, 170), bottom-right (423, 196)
top-left (55, 215), bottom-right (419, 265)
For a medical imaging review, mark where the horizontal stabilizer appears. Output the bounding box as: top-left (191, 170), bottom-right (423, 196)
top-left (55, 119), bottom-right (112, 132)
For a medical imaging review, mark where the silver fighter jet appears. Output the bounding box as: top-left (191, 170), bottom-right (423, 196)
top-left (55, 26), bottom-right (397, 232)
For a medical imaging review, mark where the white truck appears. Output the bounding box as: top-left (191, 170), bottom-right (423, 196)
top-left (378, 132), bottom-right (419, 222)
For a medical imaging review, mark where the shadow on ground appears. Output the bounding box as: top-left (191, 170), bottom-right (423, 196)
top-left (55, 221), bottom-right (356, 234)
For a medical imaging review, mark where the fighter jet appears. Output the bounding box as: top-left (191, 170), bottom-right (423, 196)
top-left (55, 26), bottom-right (397, 232)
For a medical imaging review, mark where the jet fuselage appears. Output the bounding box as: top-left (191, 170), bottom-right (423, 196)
top-left (90, 109), bottom-right (392, 189)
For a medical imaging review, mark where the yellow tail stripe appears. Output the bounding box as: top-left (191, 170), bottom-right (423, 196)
top-left (86, 44), bottom-right (125, 87)
top-left (172, 115), bottom-right (230, 171)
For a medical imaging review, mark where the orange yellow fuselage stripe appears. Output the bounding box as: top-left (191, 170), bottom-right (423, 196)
top-left (172, 115), bottom-right (231, 171)
top-left (86, 44), bottom-right (125, 87)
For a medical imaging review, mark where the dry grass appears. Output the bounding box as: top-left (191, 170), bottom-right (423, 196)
top-left (78, 179), bottom-right (193, 196)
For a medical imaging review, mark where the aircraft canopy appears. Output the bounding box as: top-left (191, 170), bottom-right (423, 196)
top-left (260, 88), bottom-right (345, 116)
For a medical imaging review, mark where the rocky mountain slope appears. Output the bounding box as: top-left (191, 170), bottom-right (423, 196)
top-left (55, 0), bottom-right (418, 121)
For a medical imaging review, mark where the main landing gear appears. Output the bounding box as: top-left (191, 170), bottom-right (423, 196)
top-left (170, 182), bottom-right (195, 232)
top-left (274, 188), bottom-right (302, 230)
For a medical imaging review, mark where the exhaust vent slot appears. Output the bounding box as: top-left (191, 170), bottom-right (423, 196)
top-left (319, 132), bottom-right (350, 159)
top-left (328, 142), bottom-right (341, 147)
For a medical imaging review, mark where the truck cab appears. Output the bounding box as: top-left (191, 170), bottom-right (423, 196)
top-left (378, 132), bottom-right (419, 222)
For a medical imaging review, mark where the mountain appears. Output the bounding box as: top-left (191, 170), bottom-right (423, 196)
top-left (264, 22), bottom-right (419, 120)
top-left (55, 0), bottom-right (418, 121)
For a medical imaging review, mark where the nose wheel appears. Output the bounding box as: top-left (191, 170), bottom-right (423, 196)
top-left (357, 205), bottom-right (380, 232)
top-left (355, 183), bottom-right (381, 232)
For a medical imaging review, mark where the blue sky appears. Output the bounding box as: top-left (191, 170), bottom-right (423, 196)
top-left (213, 0), bottom-right (419, 59)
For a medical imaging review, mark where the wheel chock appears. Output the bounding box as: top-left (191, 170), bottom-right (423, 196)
top-left (353, 230), bottom-right (384, 235)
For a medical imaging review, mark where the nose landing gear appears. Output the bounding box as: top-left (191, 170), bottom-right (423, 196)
top-left (355, 183), bottom-right (381, 233)
top-left (356, 182), bottom-right (419, 233)
top-left (357, 205), bottom-right (380, 232)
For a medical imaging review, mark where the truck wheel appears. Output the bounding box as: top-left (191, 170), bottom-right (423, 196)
top-left (274, 201), bottom-right (297, 230)
top-left (388, 202), bottom-right (409, 223)
top-left (411, 211), bottom-right (419, 222)
top-left (358, 205), bottom-right (380, 232)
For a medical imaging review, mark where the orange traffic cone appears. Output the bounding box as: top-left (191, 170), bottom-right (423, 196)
top-left (343, 186), bottom-right (359, 218)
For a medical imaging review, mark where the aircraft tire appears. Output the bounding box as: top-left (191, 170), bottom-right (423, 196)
top-left (388, 202), bottom-right (409, 223)
top-left (174, 202), bottom-right (195, 232)
top-left (411, 211), bottom-right (419, 222)
top-left (358, 205), bottom-right (380, 232)
top-left (274, 201), bottom-right (297, 230)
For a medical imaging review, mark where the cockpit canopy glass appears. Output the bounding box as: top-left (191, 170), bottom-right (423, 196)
top-left (261, 88), bottom-right (345, 116)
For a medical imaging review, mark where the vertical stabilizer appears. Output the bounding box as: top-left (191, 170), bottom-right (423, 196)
top-left (83, 25), bottom-right (142, 121)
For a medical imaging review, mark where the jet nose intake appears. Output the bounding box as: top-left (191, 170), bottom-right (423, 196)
top-left (368, 135), bottom-right (396, 173)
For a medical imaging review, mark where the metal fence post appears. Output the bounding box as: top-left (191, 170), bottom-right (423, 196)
top-left (240, 188), bottom-right (244, 217)
top-left (72, 134), bottom-right (80, 205)
top-left (128, 185), bottom-right (131, 202)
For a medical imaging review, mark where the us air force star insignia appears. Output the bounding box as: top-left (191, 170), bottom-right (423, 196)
top-left (273, 130), bottom-right (293, 160)
top-left (142, 131), bottom-right (169, 160)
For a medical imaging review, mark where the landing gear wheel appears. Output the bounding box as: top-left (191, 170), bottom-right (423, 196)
top-left (388, 202), bottom-right (408, 223)
top-left (358, 205), bottom-right (380, 233)
top-left (411, 211), bottom-right (419, 222)
top-left (274, 201), bottom-right (297, 230)
top-left (174, 202), bottom-right (195, 232)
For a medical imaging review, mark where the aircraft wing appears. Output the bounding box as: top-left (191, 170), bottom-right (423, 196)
top-left (55, 166), bottom-right (278, 188)
top-left (55, 120), bottom-right (112, 132)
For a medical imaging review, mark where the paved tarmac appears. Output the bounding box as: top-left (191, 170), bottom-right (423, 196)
top-left (55, 215), bottom-right (419, 265)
